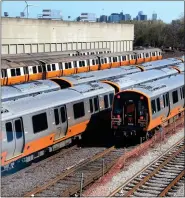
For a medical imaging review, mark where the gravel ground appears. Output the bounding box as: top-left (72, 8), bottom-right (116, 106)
top-left (1, 147), bottom-right (106, 197)
top-left (174, 183), bottom-right (185, 197)
top-left (83, 128), bottom-right (184, 197)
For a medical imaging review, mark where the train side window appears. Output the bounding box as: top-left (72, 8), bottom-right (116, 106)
top-left (33, 66), bottom-right (37, 74)
top-left (104, 95), bottom-right (109, 108)
top-left (32, 112), bottom-right (48, 133)
top-left (89, 99), bottom-right (93, 113)
top-left (16, 68), bottom-right (21, 76)
top-left (94, 97), bottom-right (99, 111)
top-left (15, 119), bottom-right (23, 139)
top-left (47, 65), bottom-right (51, 72)
top-left (79, 61), bottom-right (82, 67)
top-left (68, 62), bottom-right (72, 69)
top-left (151, 100), bottom-right (156, 114)
top-left (54, 109), bottom-right (59, 125)
top-left (101, 59), bottom-right (104, 64)
top-left (96, 59), bottom-right (99, 64)
top-left (92, 60), bottom-right (95, 65)
top-left (172, 90), bottom-right (178, 104)
top-left (65, 63), bottom-right (68, 69)
top-left (3, 69), bottom-right (7, 77)
top-left (52, 64), bottom-right (56, 71)
top-left (6, 122), bottom-right (13, 142)
top-left (163, 95), bottom-right (166, 107)
top-left (109, 57), bottom-right (112, 62)
top-left (109, 93), bottom-right (114, 105)
top-left (181, 87), bottom-right (184, 99)
top-left (180, 88), bottom-right (182, 99)
top-left (11, 69), bottom-right (16, 77)
top-left (156, 98), bottom-right (161, 111)
top-left (165, 94), bottom-right (169, 106)
top-left (60, 107), bottom-right (66, 123)
top-left (82, 61), bottom-right (85, 67)
top-left (104, 58), bottom-right (107, 64)
top-left (73, 61), bottom-right (77, 68)
top-left (38, 66), bottom-right (42, 73)
top-left (87, 60), bottom-right (90, 66)
top-left (73, 102), bottom-right (85, 119)
top-left (24, 67), bottom-right (29, 74)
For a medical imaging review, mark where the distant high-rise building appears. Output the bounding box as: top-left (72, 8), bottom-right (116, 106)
top-left (125, 14), bottom-right (131, 21)
top-left (100, 15), bottom-right (107, 22)
top-left (79, 13), bottom-right (96, 22)
top-left (108, 13), bottom-right (120, 23)
top-left (140, 14), bottom-right (147, 21)
top-left (136, 11), bottom-right (147, 21)
top-left (38, 9), bottom-right (62, 20)
top-left (152, 12), bottom-right (157, 20)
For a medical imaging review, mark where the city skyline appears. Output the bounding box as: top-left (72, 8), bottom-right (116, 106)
top-left (2, 1), bottom-right (184, 23)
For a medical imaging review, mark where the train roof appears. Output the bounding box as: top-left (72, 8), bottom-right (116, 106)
top-left (105, 67), bottom-right (179, 91)
top-left (1, 82), bottom-right (114, 121)
top-left (141, 58), bottom-right (182, 69)
top-left (77, 48), bottom-right (110, 52)
top-left (131, 74), bottom-right (184, 97)
top-left (58, 66), bottom-right (141, 86)
top-left (1, 80), bottom-right (60, 102)
top-left (134, 48), bottom-right (162, 53)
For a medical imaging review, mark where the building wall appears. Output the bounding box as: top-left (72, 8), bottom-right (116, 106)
top-left (1, 17), bottom-right (134, 54)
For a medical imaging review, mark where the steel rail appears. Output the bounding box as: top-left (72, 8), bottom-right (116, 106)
top-left (108, 137), bottom-right (184, 197)
top-left (24, 146), bottom-right (115, 197)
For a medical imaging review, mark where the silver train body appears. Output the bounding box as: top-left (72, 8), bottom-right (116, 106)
top-left (1, 64), bottom-right (184, 169)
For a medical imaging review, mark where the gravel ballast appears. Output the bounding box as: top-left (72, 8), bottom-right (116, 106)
top-left (1, 147), bottom-right (106, 197)
top-left (83, 128), bottom-right (184, 197)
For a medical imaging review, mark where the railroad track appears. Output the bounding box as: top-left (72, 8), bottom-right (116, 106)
top-left (109, 138), bottom-right (185, 197)
top-left (24, 146), bottom-right (129, 197)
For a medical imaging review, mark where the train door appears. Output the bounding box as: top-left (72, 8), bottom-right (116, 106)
top-left (53, 106), bottom-right (68, 140)
top-left (165, 92), bottom-right (170, 117)
top-left (5, 118), bottom-right (24, 160)
top-left (13, 118), bottom-right (25, 156)
top-left (42, 65), bottom-right (47, 79)
top-left (123, 100), bottom-right (136, 126)
top-left (24, 67), bottom-right (29, 82)
top-left (1, 69), bottom-right (8, 85)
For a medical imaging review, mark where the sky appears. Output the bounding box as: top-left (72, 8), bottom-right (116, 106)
top-left (1, 1), bottom-right (184, 23)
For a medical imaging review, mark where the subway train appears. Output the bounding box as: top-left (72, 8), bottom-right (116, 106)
top-left (1, 65), bottom-right (183, 170)
top-left (111, 74), bottom-right (184, 140)
top-left (2, 59), bottom-right (184, 103)
top-left (1, 48), bottom-right (163, 86)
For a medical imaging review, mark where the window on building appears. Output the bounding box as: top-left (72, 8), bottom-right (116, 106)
top-left (156, 98), bottom-right (161, 111)
top-left (104, 95), bottom-right (109, 108)
top-left (172, 90), bottom-right (178, 104)
top-left (15, 119), bottom-right (23, 139)
top-left (151, 100), bottom-right (156, 114)
top-left (6, 122), bottom-right (13, 142)
top-left (73, 102), bottom-right (85, 119)
top-left (32, 112), bottom-right (48, 133)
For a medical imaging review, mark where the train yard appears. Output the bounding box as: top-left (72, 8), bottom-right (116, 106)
top-left (1, 48), bottom-right (185, 197)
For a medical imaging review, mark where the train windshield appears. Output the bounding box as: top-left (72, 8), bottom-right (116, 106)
top-left (113, 92), bottom-right (149, 128)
